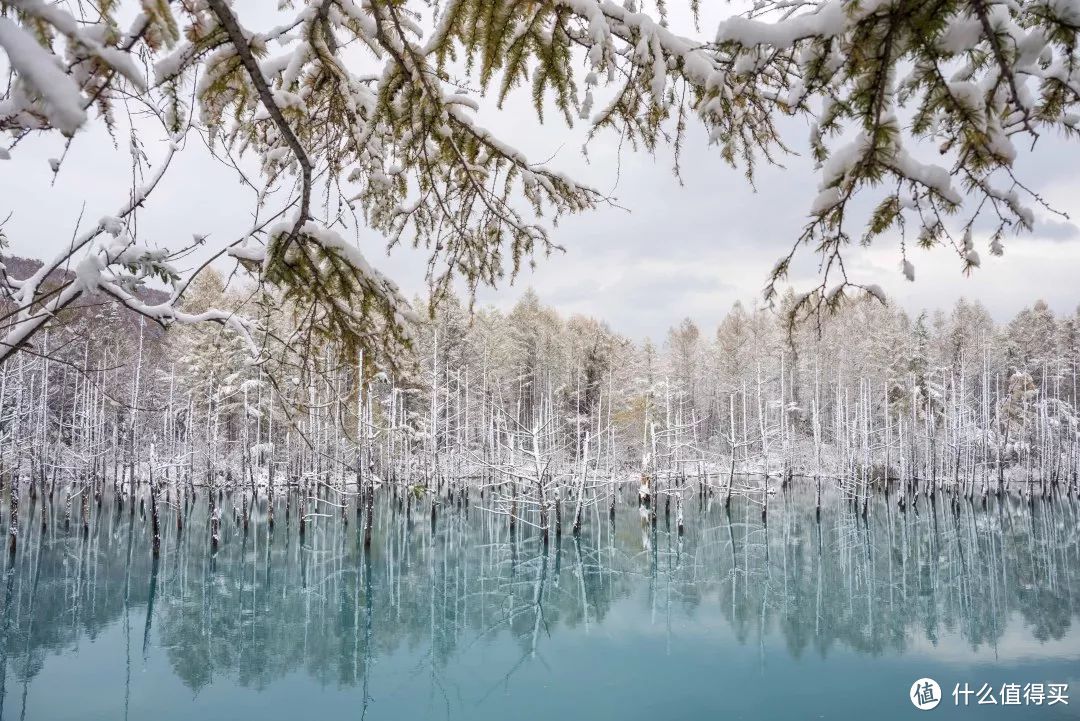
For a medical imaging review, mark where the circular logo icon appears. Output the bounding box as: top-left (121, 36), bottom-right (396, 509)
top-left (910, 678), bottom-right (942, 710)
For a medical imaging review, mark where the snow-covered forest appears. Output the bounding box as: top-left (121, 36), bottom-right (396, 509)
top-left (0, 0), bottom-right (1078, 562)
top-left (4, 2), bottom-right (1080, 717)
top-left (2, 246), bottom-right (1076, 554)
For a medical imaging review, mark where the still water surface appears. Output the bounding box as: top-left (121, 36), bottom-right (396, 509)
top-left (1, 487), bottom-right (1078, 720)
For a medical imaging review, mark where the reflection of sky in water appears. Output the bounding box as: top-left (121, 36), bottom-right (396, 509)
top-left (1, 488), bottom-right (1078, 720)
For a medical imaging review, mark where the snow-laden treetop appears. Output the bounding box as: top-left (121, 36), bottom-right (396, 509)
top-left (1, 0), bottom-right (1078, 364)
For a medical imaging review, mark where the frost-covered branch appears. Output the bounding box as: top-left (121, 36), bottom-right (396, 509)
top-left (3, 0), bottom-right (1080, 361)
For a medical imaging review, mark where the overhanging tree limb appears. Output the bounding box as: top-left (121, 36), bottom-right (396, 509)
top-left (205, 0), bottom-right (313, 245)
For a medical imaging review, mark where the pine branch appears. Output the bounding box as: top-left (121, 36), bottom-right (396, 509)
top-left (205, 0), bottom-right (313, 245)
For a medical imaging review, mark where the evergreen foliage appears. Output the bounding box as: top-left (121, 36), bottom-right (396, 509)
top-left (2, 0), bottom-right (1080, 366)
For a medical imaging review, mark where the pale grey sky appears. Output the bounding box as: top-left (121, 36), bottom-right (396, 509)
top-left (3, 2), bottom-right (1079, 342)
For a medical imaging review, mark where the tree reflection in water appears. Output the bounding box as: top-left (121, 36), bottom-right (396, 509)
top-left (0, 486), bottom-right (1077, 717)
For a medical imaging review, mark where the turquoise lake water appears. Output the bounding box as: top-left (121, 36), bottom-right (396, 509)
top-left (1, 486), bottom-right (1078, 720)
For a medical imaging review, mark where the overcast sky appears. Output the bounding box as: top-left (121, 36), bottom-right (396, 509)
top-left (3, 2), bottom-right (1079, 343)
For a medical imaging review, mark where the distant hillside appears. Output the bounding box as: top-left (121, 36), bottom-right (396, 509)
top-left (1, 254), bottom-right (172, 340)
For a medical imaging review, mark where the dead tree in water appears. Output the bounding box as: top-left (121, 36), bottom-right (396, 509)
top-left (209, 480), bottom-right (220, 552)
top-left (477, 414), bottom-right (564, 544)
top-left (7, 475), bottom-right (17, 555)
top-left (150, 480), bottom-right (161, 557)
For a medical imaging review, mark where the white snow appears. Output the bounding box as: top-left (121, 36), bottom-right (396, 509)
top-left (864, 284), bottom-right (887, 303)
top-left (228, 245), bottom-right (267, 264)
top-left (716, 1), bottom-right (845, 49)
top-left (101, 216), bottom-right (124, 237)
top-left (890, 150), bottom-right (963, 206)
top-left (0, 17), bottom-right (87, 135)
top-left (810, 187), bottom-right (842, 216)
top-left (939, 17), bottom-right (982, 54)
